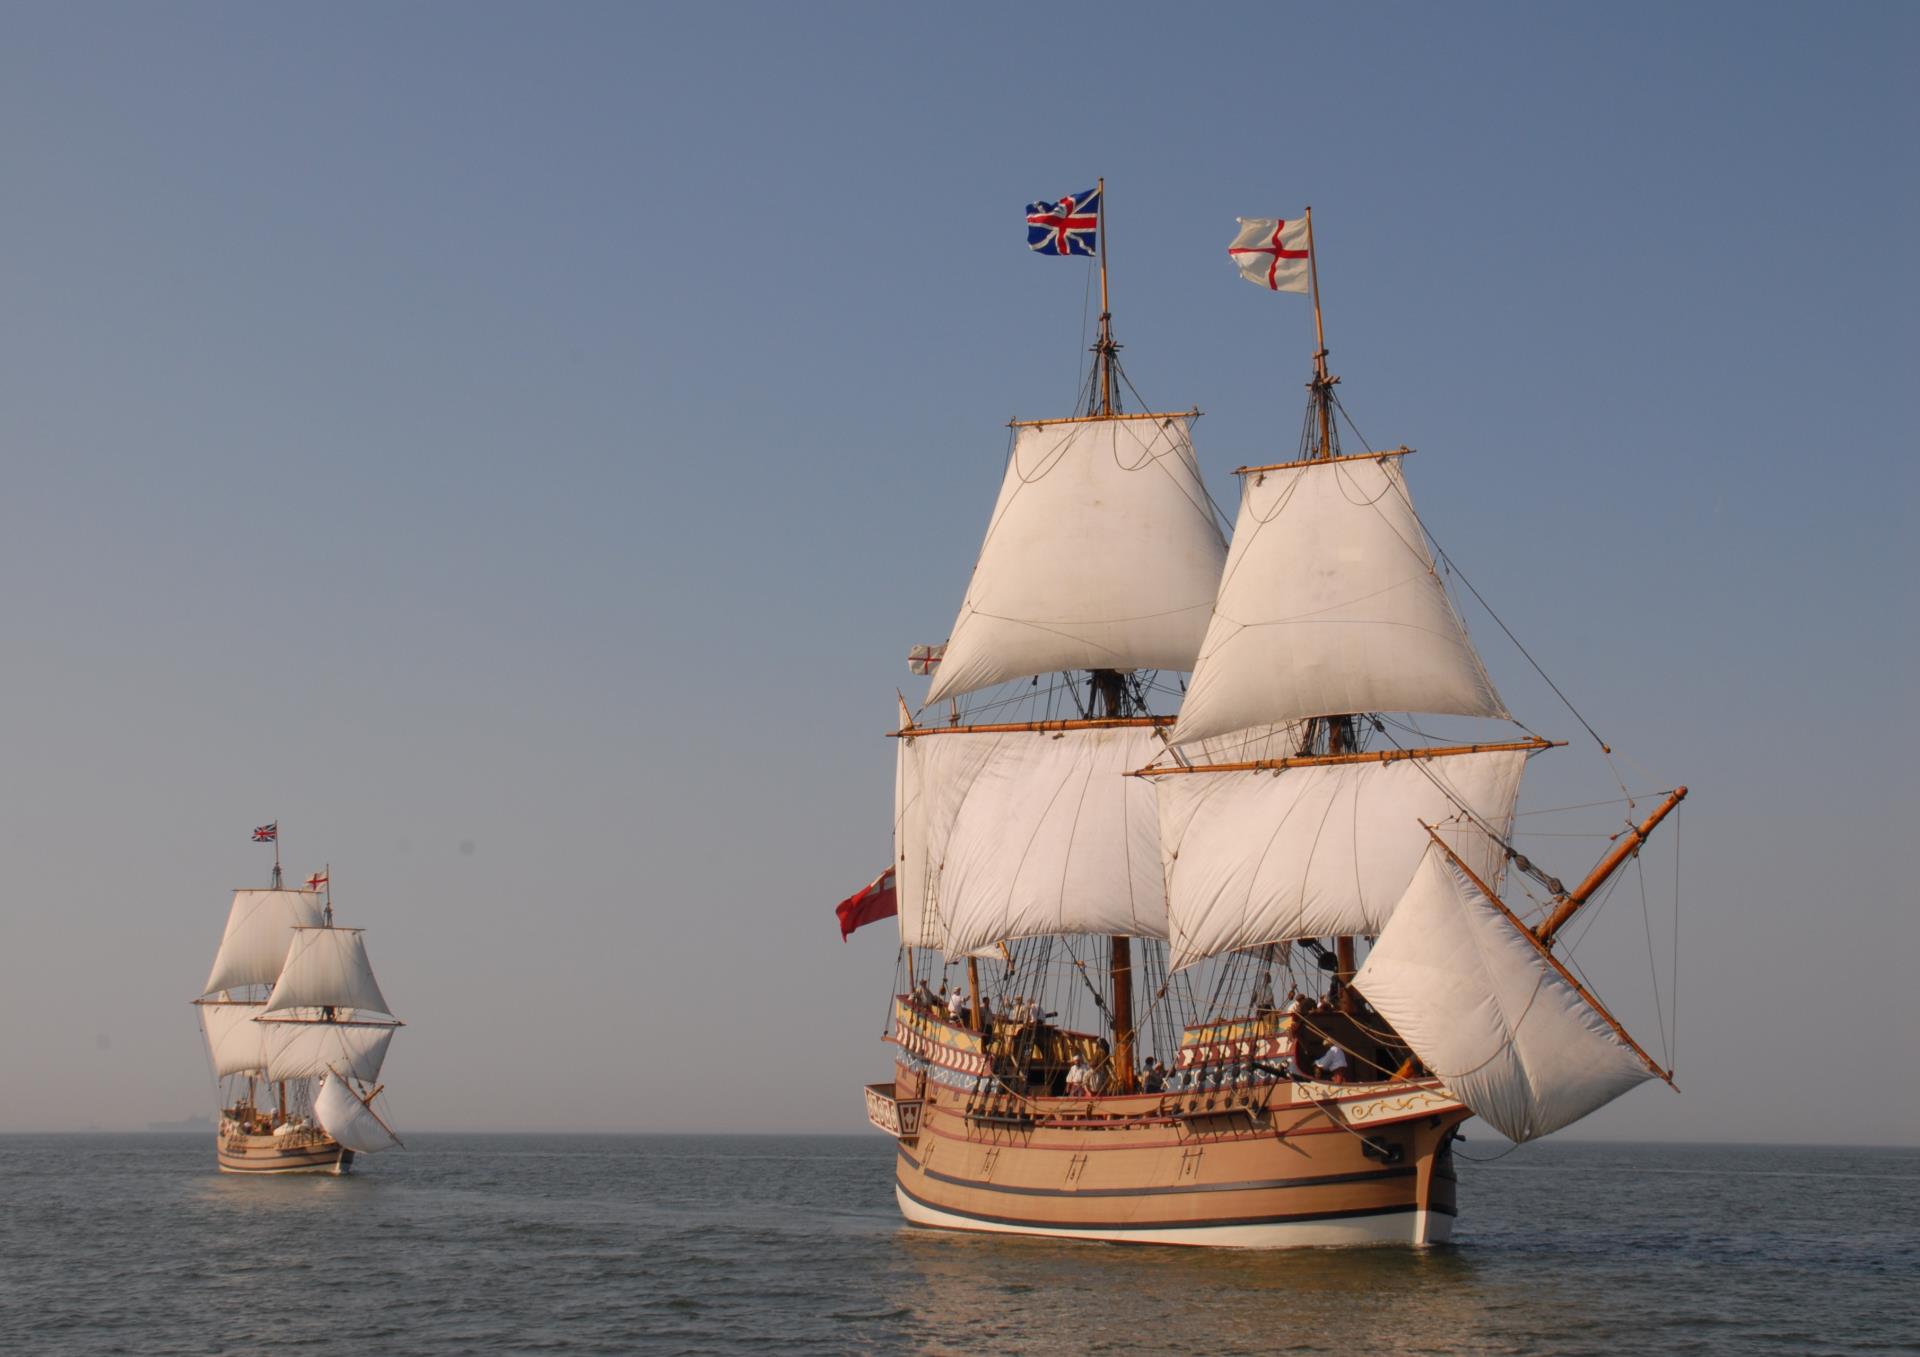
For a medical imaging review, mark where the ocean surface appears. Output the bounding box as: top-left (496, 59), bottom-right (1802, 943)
top-left (1, 1135), bottom-right (1913, 1355)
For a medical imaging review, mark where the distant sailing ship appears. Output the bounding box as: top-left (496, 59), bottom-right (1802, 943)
top-left (191, 824), bottom-right (405, 1175)
top-left (853, 187), bottom-right (1685, 1247)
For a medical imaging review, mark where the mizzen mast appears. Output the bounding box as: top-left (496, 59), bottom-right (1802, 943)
top-left (1092, 175), bottom-right (1117, 418)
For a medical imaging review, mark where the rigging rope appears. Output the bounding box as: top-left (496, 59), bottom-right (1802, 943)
top-left (1330, 391), bottom-right (1622, 780)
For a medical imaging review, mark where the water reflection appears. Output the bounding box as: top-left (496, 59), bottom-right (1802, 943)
top-left (886, 1223), bottom-right (1512, 1356)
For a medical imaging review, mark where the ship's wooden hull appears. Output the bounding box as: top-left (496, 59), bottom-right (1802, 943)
top-left (871, 1003), bottom-right (1470, 1248)
top-left (216, 1119), bottom-right (354, 1175)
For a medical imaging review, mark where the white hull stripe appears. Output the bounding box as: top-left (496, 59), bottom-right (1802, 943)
top-left (896, 1183), bottom-right (1452, 1249)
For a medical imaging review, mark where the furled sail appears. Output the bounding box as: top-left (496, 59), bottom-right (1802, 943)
top-left (926, 416), bottom-right (1227, 705)
top-left (261, 1020), bottom-right (395, 1084)
top-left (263, 927), bottom-right (394, 1016)
top-left (896, 725), bottom-right (1173, 957)
top-left (202, 889), bottom-right (326, 996)
top-left (1157, 748), bottom-right (1528, 970)
top-left (1354, 846), bottom-right (1656, 1143)
top-left (893, 728), bottom-right (943, 950)
top-left (199, 1001), bottom-right (272, 1078)
top-left (314, 1072), bottom-right (403, 1153)
top-left (1173, 453), bottom-right (1506, 743)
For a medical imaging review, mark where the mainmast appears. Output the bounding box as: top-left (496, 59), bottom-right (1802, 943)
top-left (911, 181), bottom-right (1226, 1074)
top-left (1087, 183), bottom-right (1137, 1092)
top-left (1092, 175), bottom-right (1118, 418)
top-left (1085, 668), bottom-right (1139, 1092)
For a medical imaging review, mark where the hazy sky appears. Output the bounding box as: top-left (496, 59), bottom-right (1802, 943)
top-left (2, 3), bottom-right (1912, 1143)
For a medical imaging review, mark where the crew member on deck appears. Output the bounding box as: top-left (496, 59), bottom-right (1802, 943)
top-left (1142, 1058), bottom-right (1166, 1093)
top-left (1065, 1056), bottom-right (1088, 1096)
top-left (1314, 1043), bottom-right (1351, 1085)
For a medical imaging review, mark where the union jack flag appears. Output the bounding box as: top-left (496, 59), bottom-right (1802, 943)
top-left (252, 822), bottom-right (278, 843)
top-left (1026, 186), bottom-right (1100, 256)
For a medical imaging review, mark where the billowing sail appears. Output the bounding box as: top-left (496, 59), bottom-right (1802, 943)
top-left (263, 927), bottom-right (393, 1016)
top-left (1173, 453), bottom-right (1506, 742)
top-left (261, 1020), bottom-right (395, 1084)
top-left (314, 1072), bottom-right (403, 1153)
top-left (199, 1001), bottom-right (271, 1078)
top-left (1158, 748), bottom-right (1527, 970)
top-left (1354, 847), bottom-right (1656, 1143)
top-left (895, 725), bottom-right (1173, 957)
top-left (202, 889), bottom-right (326, 996)
top-left (926, 416), bottom-right (1227, 705)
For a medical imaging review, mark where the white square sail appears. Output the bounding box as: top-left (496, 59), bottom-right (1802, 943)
top-left (927, 416), bottom-right (1226, 705)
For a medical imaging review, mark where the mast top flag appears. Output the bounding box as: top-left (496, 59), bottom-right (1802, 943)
top-left (254, 819), bottom-right (282, 887)
top-left (1026, 187), bottom-right (1101, 256)
top-left (1228, 216), bottom-right (1311, 293)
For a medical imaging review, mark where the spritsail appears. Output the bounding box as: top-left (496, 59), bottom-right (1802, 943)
top-left (1355, 845), bottom-right (1657, 1143)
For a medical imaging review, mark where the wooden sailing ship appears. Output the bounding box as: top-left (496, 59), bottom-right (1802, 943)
top-left (857, 188), bottom-right (1684, 1246)
top-left (191, 831), bottom-right (405, 1175)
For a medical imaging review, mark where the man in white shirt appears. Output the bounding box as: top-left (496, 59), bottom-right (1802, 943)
top-left (1065, 1056), bottom-right (1088, 1096)
top-left (946, 987), bottom-right (966, 1025)
top-left (1314, 1043), bottom-right (1351, 1084)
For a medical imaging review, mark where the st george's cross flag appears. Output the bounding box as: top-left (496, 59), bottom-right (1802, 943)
top-left (1026, 186), bottom-right (1101, 256)
top-left (1228, 216), bottom-right (1311, 293)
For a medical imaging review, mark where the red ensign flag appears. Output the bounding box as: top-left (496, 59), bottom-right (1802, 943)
top-left (835, 867), bottom-right (897, 941)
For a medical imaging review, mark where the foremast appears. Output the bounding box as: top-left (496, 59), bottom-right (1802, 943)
top-left (1300, 207), bottom-right (1362, 1008)
top-left (1159, 207), bottom-right (1532, 985)
top-left (1186, 207), bottom-right (1686, 1131)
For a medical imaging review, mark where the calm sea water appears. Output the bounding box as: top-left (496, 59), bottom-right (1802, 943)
top-left (0, 1134), bottom-right (1913, 1355)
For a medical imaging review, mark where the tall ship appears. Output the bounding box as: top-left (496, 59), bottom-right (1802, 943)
top-left (851, 187), bottom-right (1685, 1247)
top-left (191, 824), bottom-right (406, 1174)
